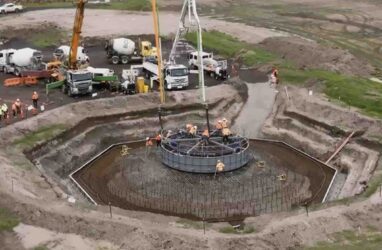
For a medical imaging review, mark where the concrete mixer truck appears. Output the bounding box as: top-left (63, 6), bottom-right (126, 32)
top-left (0, 48), bottom-right (45, 76)
top-left (53, 45), bottom-right (89, 64)
top-left (105, 38), bottom-right (157, 64)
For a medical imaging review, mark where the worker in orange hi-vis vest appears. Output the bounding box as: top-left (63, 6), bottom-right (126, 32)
top-left (32, 91), bottom-right (39, 109)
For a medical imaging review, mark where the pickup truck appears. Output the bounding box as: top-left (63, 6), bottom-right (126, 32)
top-left (0, 3), bottom-right (23, 14)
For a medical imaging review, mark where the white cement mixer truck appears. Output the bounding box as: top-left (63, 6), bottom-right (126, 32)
top-left (0, 48), bottom-right (44, 76)
top-left (54, 45), bottom-right (89, 64)
top-left (105, 38), bottom-right (157, 64)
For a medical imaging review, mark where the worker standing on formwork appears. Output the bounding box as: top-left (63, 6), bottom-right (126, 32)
top-left (189, 125), bottom-right (197, 137)
top-left (215, 120), bottom-right (223, 136)
top-left (202, 128), bottom-right (210, 146)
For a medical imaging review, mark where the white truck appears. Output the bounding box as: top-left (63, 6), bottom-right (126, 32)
top-left (142, 58), bottom-right (189, 90)
top-left (54, 45), bottom-right (89, 64)
top-left (0, 48), bottom-right (45, 76)
top-left (62, 69), bottom-right (93, 97)
top-left (188, 51), bottom-right (229, 80)
top-left (0, 3), bottom-right (23, 14)
top-left (105, 38), bottom-right (157, 65)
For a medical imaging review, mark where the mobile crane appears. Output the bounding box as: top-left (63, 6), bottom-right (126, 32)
top-left (61, 0), bottom-right (93, 97)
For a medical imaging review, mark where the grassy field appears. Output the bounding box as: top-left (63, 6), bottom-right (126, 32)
top-left (13, 124), bottom-right (67, 150)
top-left (185, 31), bottom-right (277, 65)
top-left (0, 208), bottom-right (19, 232)
top-left (186, 30), bottom-right (382, 119)
top-left (304, 229), bottom-right (382, 250)
top-left (29, 28), bottom-right (66, 48)
top-left (24, 0), bottom-right (151, 11)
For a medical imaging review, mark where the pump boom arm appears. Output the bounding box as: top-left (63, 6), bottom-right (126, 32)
top-left (69, 0), bottom-right (86, 70)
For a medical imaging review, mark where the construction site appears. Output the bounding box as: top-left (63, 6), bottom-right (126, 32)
top-left (0, 0), bottom-right (382, 249)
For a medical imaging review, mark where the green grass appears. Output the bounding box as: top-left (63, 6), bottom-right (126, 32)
top-left (33, 246), bottom-right (49, 250)
top-left (176, 218), bottom-right (206, 230)
top-left (186, 30), bottom-right (382, 119)
top-left (304, 229), bottom-right (382, 250)
top-left (185, 31), bottom-right (277, 66)
top-left (24, 0), bottom-right (151, 11)
top-left (0, 208), bottom-right (19, 232)
top-left (29, 28), bottom-right (66, 48)
top-left (13, 124), bottom-right (67, 150)
top-left (280, 67), bottom-right (382, 118)
top-left (219, 225), bottom-right (256, 234)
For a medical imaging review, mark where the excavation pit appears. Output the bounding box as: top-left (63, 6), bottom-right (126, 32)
top-left (71, 139), bottom-right (336, 221)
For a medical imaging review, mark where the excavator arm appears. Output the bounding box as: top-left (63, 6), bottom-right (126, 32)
top-left (69, 0), bottom-right (86, 70)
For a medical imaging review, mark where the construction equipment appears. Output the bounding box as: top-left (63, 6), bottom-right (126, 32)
top-left (169, 0), bottom-right (205, 101)
top-left (54, 45), bottom-right (89, 65)
top-left (188, 51), bottom-right (229, 80)
top-left (105, 38), bottom-right (157, 64)
top-left (0, 48), bottom-right (45, 76)
top-left (61, 0), bottom-right (93, 96)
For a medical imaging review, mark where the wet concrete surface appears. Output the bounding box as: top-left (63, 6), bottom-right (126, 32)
top-left (72, 139), bottom-right (335, 221)
top-left (232, 82), bottom-right (277, 138)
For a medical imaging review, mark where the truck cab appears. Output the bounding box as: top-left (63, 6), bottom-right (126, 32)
top-left (164, 65), bottom-right (189, 90)
top-left (0, 49), bottom-right (16, 72)
top-left (63, 70), bottom-right (93, 96)
top-left (188, 51), bottom-right (213, 69)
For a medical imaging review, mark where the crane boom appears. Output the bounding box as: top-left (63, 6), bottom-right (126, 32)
top-left (169, 0), bottom-right (205, 102)
top-left (69, 0), bottom-right (86, 70)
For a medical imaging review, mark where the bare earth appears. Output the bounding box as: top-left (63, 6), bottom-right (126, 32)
top-left (0, 9), bottom-right (286, 44)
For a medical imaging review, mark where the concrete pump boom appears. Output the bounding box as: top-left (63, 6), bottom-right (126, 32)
top-left (69, 0), bottom-right (86, 70)
top-left (169, 0), bottom-right (205, 102)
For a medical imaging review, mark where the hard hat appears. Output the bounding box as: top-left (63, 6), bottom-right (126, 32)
top-left (16, 98), bottom-right (20, 102)
top-left (222, 118), bottom-right (227, 121)
top-left (146, 137), bottom-right (150, 140)
top-left (217, 160), bottom-right (221, 162)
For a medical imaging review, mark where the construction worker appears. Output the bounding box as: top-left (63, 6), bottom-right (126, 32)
top-left (14, 98), bottom-right (23, 119)
top-left (2, 102), bottom-right (8, 123)
top-left (221, 118), bottom-right (228, 129)
top-left (270, 67), bottom-right (279, 86)
top-left (145, 137), bottom-right (153, 157)
top-left (201, 128), bottom-right (209, 145)
top-left (32, 91), bottom-right (39, 109)
top-left (0, 102), bottom-right (3, 126)
top-left (222, 127), bottom-right (231, 144)
top-left (214, 160), bottom-right (225, 178)
top-left (189, 125), bottom-right (197, 137)
top-left (155, 133), bottom-right (162, 147)
top-left (215, 120), bottom-right (223, 134)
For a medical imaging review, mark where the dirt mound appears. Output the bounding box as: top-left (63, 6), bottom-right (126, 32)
top-left (260, 36), bottom-right (375, 77)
